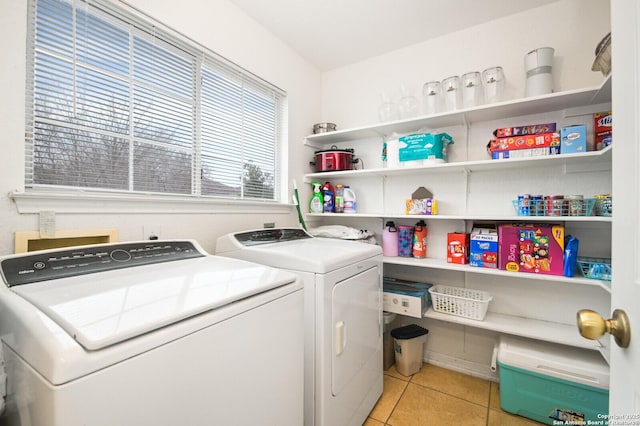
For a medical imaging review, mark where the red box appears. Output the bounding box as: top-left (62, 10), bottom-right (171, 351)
top-left (594, 111), bottom-right (612, 150)
top-left (489, 133), bottom-right (560, 153)
top-left (498, 224), bottom-right (565, 275)
top-left (447, 233), bottom-right (469, 264)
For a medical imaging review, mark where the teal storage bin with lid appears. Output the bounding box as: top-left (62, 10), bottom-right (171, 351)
top-left (497, 336), bottom-right (609, 425)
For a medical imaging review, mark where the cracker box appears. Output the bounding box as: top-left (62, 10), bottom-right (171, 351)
top-left (469, 228), bottom-right (498, 268)
top-left (560, 125), bottom-right (587, 154)
top-left (594, 111), bottom-right (612, 150)
top-left (498, 223), bottom-right (565, 275)
top-left (489, 132), bottom-right (559, 153)
top-left (447, 233), bottom-right (469, 264)
top-left (383, 277), bottom-right (432, 318)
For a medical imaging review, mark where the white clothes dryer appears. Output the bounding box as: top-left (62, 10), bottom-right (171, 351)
top-left (216, 228), bottom-right (383, 426)
top-left (0, 240), bottom-right (304, 426)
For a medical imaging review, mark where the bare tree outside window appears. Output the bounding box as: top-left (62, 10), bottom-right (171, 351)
top-left (27, 0), bottom-right (283, 201)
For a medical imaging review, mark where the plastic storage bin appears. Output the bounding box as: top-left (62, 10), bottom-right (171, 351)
top-left (428, 285), bottom-right (492, 320)
top-left (383, 312), bottom-right (397, 370)
top-left (390, 324), bottom-right (428, 376)
top-left (498, 336), bottom-right (609, 425)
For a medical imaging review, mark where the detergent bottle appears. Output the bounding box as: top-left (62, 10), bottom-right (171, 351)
top-left (343, 186), bottom-right (357, 213)
top-left (309, 182), bottom-right (323, 213)
top-left (322, 182), bottom-right (335, 213)
top-left (334, 184), bottom-right (345, 213)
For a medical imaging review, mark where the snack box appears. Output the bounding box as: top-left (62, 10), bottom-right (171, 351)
top-left (594, 111), bottom-right (612, 150)
top-left (383, 277), bottom-right (432, 318)
top-left (469, 228), bottom-right (498, 268)
top-left (560, 125), bottom-right (587, 154)
top-left (405, 198), bottom-right (438, 215)
top-left (491, 146), bottom-right (560, 160)
top-left (489, 132), bottom-right (559, 153)
top-left (447, 233), bottom-right (469, 264)
top-left (494, 122), bottom-right (556, 138)
top-left (498, 223), bottom-right (564, 275)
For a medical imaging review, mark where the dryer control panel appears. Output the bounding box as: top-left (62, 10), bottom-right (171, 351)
top-left (0, 241), bottom-right (204, 287)
top-left (233, 228), bottom-right (312, 246)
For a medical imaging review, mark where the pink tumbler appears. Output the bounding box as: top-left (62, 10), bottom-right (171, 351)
top-left (382, 221), bottom-right (399, 256)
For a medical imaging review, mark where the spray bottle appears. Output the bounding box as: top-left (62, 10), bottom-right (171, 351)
top-left (309, 182), bottom-right (323, 213)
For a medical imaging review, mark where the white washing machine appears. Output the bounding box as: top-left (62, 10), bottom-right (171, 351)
top-left (216, 228), bottom-right (383, 426)
top-left (0, 240), bottom-right (304, 426)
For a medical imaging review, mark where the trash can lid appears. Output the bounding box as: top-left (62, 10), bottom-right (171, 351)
top-left (390, 324), bottom-right (428, 340)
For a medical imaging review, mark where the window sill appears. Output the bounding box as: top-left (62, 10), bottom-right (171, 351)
top-left (10, 191), bottom-right (295, 215)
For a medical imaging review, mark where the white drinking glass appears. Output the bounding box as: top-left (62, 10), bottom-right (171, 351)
top-left (441, 76), bottom-right (461, 111)
top-left (378, 92), bottom-right (399, 122)
top-left (422, 80), bottom-right (440, 115)
top-left (482, 66), bottom-right (505, 103)
top-left (398, 95), bottom-right (419, 119)
top-left (461, 71), bottom-right (483, 108)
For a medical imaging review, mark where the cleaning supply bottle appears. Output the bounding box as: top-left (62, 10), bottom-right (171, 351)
top-left (343, 186), bottom-right (357, 213)
top-left (412, 220), bottom-right (428, 258)
top-left (322, 181), bottom-right (335, 213)
top-left (309, 182), bottom-right (323, 213)
top-left (334, 184), bottom-right (345, 213)
top-left (381, 141), bottom-right (388, 168)
top-left (382, 221), bottom-right (399, 256)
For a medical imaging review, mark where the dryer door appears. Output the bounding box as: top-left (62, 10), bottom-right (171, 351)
top-left (331, 265), bottom-right (381, 396)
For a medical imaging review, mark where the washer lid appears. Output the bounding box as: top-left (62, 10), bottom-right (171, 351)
top-left (10, 255), bottom-right (295, 351)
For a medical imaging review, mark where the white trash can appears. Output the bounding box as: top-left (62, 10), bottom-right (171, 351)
top-left (391, 324), bottom-right (428, 376)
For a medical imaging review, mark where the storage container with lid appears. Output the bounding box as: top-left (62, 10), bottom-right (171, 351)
top-left (497, 335), bottom-right (609, 425)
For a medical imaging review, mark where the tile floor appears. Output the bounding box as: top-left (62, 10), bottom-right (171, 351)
top-left (364, 363), bottom-right (544, 426)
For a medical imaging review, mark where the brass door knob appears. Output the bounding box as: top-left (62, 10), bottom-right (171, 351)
top-left (577, 309), bottom-right (631, 348)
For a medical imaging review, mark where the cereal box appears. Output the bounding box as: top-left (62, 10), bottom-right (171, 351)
top-left (447, 233), bottom-right (469, 264)
top-left (498, 223), bottom-right (564, 275)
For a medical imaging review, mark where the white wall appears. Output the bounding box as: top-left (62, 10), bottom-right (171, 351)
top-left (320, 0), bottom-right (611, 129)
top-left (315, 0), bottom-right (612, 377)
top-left (0, 0), bottom-right (322, 255)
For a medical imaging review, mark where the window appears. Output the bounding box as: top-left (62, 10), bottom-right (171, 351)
top-left (26, 0), bottom-right (285, 202)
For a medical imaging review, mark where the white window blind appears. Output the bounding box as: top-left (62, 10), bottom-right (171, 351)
top-left (26, 0), bottom-right (285, 201)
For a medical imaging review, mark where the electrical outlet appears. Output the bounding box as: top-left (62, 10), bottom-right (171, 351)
top-left (143, 226), bottom-right (161, 241)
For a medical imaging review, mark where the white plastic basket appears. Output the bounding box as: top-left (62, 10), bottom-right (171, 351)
top-left (428, 285), bottom-right (492, 321)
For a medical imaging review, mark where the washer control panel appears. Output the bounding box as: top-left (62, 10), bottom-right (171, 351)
top-left (1, 241), bottom-right (204, 287)
top-left (233, 228), bottom-right (311, 246)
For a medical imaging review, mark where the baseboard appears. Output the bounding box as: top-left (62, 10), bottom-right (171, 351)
top-left (424, 349), bottom-right (499, 382)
